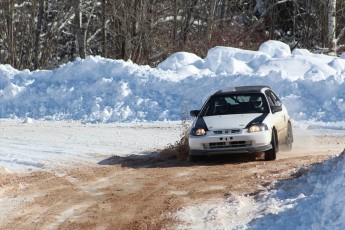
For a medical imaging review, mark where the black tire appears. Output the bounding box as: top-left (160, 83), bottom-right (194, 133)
top-left (265, 130), bottom-right (277, 161)
top-left (187, 155), bottom-right (199, 163)
top-left (282, 122), bottom-right (293, 151)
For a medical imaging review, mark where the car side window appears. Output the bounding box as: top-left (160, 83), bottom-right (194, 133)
top-left (271, 91), bottom-right (282, 106)
top-left (265, 90), bottom-right (282, 107)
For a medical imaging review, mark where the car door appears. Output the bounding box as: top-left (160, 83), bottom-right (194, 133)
top-left (265, 90), bottom-right (287, 142)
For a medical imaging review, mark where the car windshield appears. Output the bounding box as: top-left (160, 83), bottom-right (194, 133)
top-left (199, 93), bottom-right (269, 116)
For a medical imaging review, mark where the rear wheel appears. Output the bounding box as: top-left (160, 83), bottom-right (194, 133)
top-left (265, 130), bottom-right (277, 161)
top-left (281, 122), bottom-right (293, 151)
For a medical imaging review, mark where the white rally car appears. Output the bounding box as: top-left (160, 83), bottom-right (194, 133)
top-left (188, 86), bottom-right (293, 161)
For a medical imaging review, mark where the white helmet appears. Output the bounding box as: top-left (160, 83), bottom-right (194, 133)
top-left (250, 95), bottom-right (263, 108)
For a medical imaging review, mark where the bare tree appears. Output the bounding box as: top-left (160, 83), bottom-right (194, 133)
top-left (73, 0), bottom-right (86, 58)
top-left (101, 0), bottom-right (107, 57)
top-left (206, 0), bottom-right (217, 43)
top-left (327, 0), bottom-right (345, 52)
top-left (180, 0), bottom-right (198, 47)
top-left (328, 0), bottom-right (336, 52)
top-left (34, 0), bottom-right (45, 69)
top-left (3, 0), bottom-right (15, 66)
top-left (4, 0), bottom-right (345, 70)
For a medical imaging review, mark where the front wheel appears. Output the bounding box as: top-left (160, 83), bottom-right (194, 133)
top-left (187, 155), bottom-right (199, 163)
top-left (265, 131), bottom-right (277, 161)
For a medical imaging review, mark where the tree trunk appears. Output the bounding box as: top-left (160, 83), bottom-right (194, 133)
top-left (328, 0), bottom-right (336, 52)
top-left (6, 0), bottom-right (14, 66)
top-left (74, 0), bottom-right (86, 59)
top-left (173, 0), bottom-right (178, 43)
top-left (102, 0), bottom-right (107, 57)
top-left (180, 0), bottom-right (198, 47)
top-left (34, 0), bottom-right (45, 69)
top-left (206, 0), bottom-right (217, 44)
top-left (220, 0), bottom-right (228, 27)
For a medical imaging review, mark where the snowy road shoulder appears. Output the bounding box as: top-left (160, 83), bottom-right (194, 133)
top-left (1, 119), bottom-right (344, 174)
top-left (175, 150), bottom-right (345, 230)
top-left (0, 119), bottom-right (182, 173)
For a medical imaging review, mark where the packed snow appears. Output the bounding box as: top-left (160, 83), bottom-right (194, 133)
top-left (0, 120), bottom-right (182, 173)
top-left (1, 40), bottom-right (345, 229)
top-left (175, 149), bottom-right (345, 230)
top-left (1, 40), bottom-right (345, 123)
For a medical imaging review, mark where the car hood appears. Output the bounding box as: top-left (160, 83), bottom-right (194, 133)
top-left (202, 113), bottom-right (268, 130)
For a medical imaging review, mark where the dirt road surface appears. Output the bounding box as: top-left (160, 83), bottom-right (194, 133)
top-left (0, 127), bottom-right (344, 229)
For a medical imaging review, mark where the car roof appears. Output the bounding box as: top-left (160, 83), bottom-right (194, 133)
top-left (213, 86), bottom-right (271, 96)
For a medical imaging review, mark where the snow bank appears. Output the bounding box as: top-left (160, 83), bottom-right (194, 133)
top-left (258, 40), bottom-right (291, 58)
top-left (1, 40), bottom-right (345, 123)
top-left (175, 149), bottom-right (345, 230)
top-left (250, 151), bottom-right (345, 229)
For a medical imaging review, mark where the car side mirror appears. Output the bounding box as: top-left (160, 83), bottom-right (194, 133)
top-left (271, 106), bottom-right (282, 113)
top-left (190, 110), bottom-right (200, 117)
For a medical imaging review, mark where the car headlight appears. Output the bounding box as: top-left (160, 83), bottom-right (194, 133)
top-left (191, 128), bottom-right (206, 136)
top-left (248, 123), bottom-right (268, 133)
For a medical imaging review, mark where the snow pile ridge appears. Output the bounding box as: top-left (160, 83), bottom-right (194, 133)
top-left (203, 46), bottom-right (268, 74)
top-left (0, 40), bottom-right (345, 122)
top-left (158, 52), bottom-right (202, 71)
top-left (258, 40), bottom-right (291, 58)
top-left (250, 151), bottom-right (345, 229)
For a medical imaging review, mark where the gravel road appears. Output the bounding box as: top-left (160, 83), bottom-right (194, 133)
top-left (0, 122), bottom-right (344, 229)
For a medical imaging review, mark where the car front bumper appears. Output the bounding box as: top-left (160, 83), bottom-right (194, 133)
top-left (188, 129), bottom-right (272, 156)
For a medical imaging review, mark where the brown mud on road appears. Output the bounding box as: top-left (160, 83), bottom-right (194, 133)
top-left (0, 130), bottom-right (344, 230)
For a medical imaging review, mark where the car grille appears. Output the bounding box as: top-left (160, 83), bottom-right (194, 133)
top-left (213, 129), bottom-right (241, 135)
top-left (203, 141), bottom-right (252, 149)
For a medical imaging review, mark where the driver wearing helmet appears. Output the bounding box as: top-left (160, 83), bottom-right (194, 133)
top-left (214, 98), bottom-right (229, 115)
top-left (250, 95), bottom-right (264, 112)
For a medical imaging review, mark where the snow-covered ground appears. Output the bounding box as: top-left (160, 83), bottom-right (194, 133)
top-left (1, 40), bottom-right (345, 229)
top-left (175, 147), bottom-right (345, 230)
top-left (0, 119), bottom-right (182, 173)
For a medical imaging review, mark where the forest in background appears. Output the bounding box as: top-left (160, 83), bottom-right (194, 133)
top-left (0, 0), bottom-right (344, 70)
